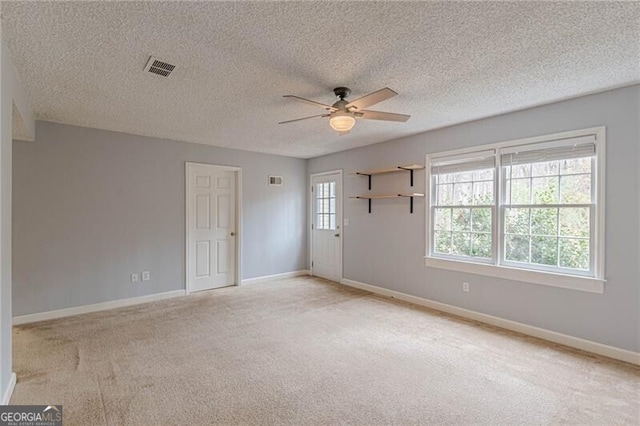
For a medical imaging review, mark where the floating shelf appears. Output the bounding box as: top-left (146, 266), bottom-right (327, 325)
top-left (353, 164), bottom-right (424, 189)
top-left (349, 193), bottom-right (424, 213)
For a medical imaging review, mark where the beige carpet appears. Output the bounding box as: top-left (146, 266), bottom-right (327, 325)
top-left (12, 276), bottom-right (640, 425)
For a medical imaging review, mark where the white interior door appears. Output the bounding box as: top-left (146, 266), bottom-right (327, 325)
top-left (187, 163), bottom-right (237, 292)
top-left (311, 172), bottom-right (342, 282)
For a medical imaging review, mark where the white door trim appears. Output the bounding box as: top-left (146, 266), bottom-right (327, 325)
top-left (185, 162), bottom-right (243, 294)
top-left (310, 169), bottom-right (343, 282)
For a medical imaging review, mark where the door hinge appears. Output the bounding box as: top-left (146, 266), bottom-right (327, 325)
top-left (311, 224), bottom-right (314, 230)
top-left (311, 186), bottom-right (314, 192)
top-left (312, 261), bottom-right (314, 267)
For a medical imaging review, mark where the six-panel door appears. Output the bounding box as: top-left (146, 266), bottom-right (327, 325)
top-left (187, 164), bottom-right (236, 292)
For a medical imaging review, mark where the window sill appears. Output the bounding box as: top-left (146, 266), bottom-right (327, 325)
top-left (424, 256), bottom-right (605, 294)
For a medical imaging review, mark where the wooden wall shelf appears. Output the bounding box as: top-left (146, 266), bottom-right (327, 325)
top-left (353, 164), bottom-right (424, 189)
top-left (349, 193), bottom-right (424, 213)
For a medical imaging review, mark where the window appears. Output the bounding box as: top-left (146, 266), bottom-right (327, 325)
top-left (316, 182), bottom-right (336, 230)
top-left (426, 128), bottom-right (605, 293)
top-left (432, 151), bottom-right (495, 261)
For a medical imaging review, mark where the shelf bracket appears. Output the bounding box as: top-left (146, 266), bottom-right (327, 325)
top-left (398, 193), bottom-right (416, 213)
top-left (397, 166), bottom-right (415, 187)
top-left (368, 198), bottom-right (372, 214)
top-left (356, 173), bottom-right (372, 190)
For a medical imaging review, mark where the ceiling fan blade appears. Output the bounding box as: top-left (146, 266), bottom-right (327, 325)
top-left (278, 114), bottom-right (329, 124)
top-left (283, 95), bottom-right (337, 111)
top-left (346, 87), bottom-right (398, 111)
top-left (359, 110), bottom-right (411, 122)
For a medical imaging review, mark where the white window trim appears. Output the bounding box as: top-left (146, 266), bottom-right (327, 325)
top-left (424, 127), bottom-right (606, 294)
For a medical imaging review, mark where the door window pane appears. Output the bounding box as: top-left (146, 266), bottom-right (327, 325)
top-left (315, 181), bottom-right (337, 230)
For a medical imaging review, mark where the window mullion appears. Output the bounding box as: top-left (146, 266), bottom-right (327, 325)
top-left (590, 203), bottom-right (596, 274)
top-left (494, 151), bottom-right (502, 266)
top-left (527, 196), bottom-right (533, 263)
top-left (590, 156), bottom-right (597, 276)
top-left (556, 206), bottom-right (561, 268)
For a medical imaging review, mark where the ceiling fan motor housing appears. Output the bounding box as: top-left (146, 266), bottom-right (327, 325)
top-left (333, 87), bottom-right (351, 100)
top-left (331, 99), bottom-right (350, 111)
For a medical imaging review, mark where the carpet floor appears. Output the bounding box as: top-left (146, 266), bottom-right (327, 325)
top-left (12, 276), bottom-right (640, 425)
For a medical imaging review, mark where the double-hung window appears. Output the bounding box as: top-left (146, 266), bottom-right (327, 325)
top-left (431, 151), bottom-right (496, 261)
top-left (426, 128), bottom-right (605, 293)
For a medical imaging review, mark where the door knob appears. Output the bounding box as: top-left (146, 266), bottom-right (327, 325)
top-left (230, 232), bottom-right (236, 237)
top-left (334, 233), bottom-right (340, 237)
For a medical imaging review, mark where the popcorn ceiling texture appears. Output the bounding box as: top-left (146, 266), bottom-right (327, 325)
top-left (1, 1), bottom-right (639, 158)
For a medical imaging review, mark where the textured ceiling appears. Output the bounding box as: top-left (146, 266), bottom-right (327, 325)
top-left (1, 1), bottom-right (639, 158)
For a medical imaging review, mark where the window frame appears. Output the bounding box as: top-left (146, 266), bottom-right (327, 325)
top-left (425, 127), bottom-right (606, 294)
top-left (430, 162), bottom-right (497, 264)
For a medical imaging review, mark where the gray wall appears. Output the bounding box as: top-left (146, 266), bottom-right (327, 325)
top-left (309, 85), bottom-right (640, 352)
top-left (13, 121), bottom-right (307, 316)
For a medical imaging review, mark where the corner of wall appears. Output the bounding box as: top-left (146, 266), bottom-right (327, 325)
top-left (636, 86), bottom-right (640, 352)
top-left (0, 33), bottom-right (33, 403)
top-left (305, 157), bottom-right (311, 270)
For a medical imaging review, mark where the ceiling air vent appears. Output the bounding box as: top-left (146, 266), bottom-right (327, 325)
top-left (144, 56), bottom-right (175, 77)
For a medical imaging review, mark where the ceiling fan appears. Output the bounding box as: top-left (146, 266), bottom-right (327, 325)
top-left (279, 87), bottom-right (410, 134)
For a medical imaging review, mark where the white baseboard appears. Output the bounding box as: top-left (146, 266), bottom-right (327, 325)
top-left (13, 290), bottom-right (186, 325)
top-left (241, 270), bottom-right (310, 286)
top-left (341, 278), bottom-right (640, 366)
top-left (1, 372), bottom-right (16, 405)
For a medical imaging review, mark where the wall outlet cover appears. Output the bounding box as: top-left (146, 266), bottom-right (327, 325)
top-left (131, 273), bottom-right (140, 282)
top-left (142, 271), bottom-right (150, 282)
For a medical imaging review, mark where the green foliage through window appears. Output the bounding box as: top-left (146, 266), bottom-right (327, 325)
top-left (430, 139), bottom-right (596, 276)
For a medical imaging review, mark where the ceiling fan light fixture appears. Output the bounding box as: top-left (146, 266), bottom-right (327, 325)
top-left (280, 86), bottom-right (410, 132)
top-left (329, 111), bottom-right (356, 133)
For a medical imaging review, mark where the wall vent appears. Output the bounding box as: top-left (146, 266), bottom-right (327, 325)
top-left (269, 175), bottom-right (283, 186)
top-left (144, 56), bottom-right (176, 77)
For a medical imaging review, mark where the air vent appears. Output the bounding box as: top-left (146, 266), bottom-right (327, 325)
top-left (144, 56), bottom-right (176, 77)
top-left (269, 175), bottom-right (283, 186)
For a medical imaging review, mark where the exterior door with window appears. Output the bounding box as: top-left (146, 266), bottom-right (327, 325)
top-left (311, 172), bottom-right (342, 282)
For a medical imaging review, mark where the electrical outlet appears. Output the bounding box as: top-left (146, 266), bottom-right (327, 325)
top-left (462, 282), bottom-right (470, 292)
top-left (142, 271), bottom-right (150, 282)
top-left (131, 273), bottom-right (140, 283)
